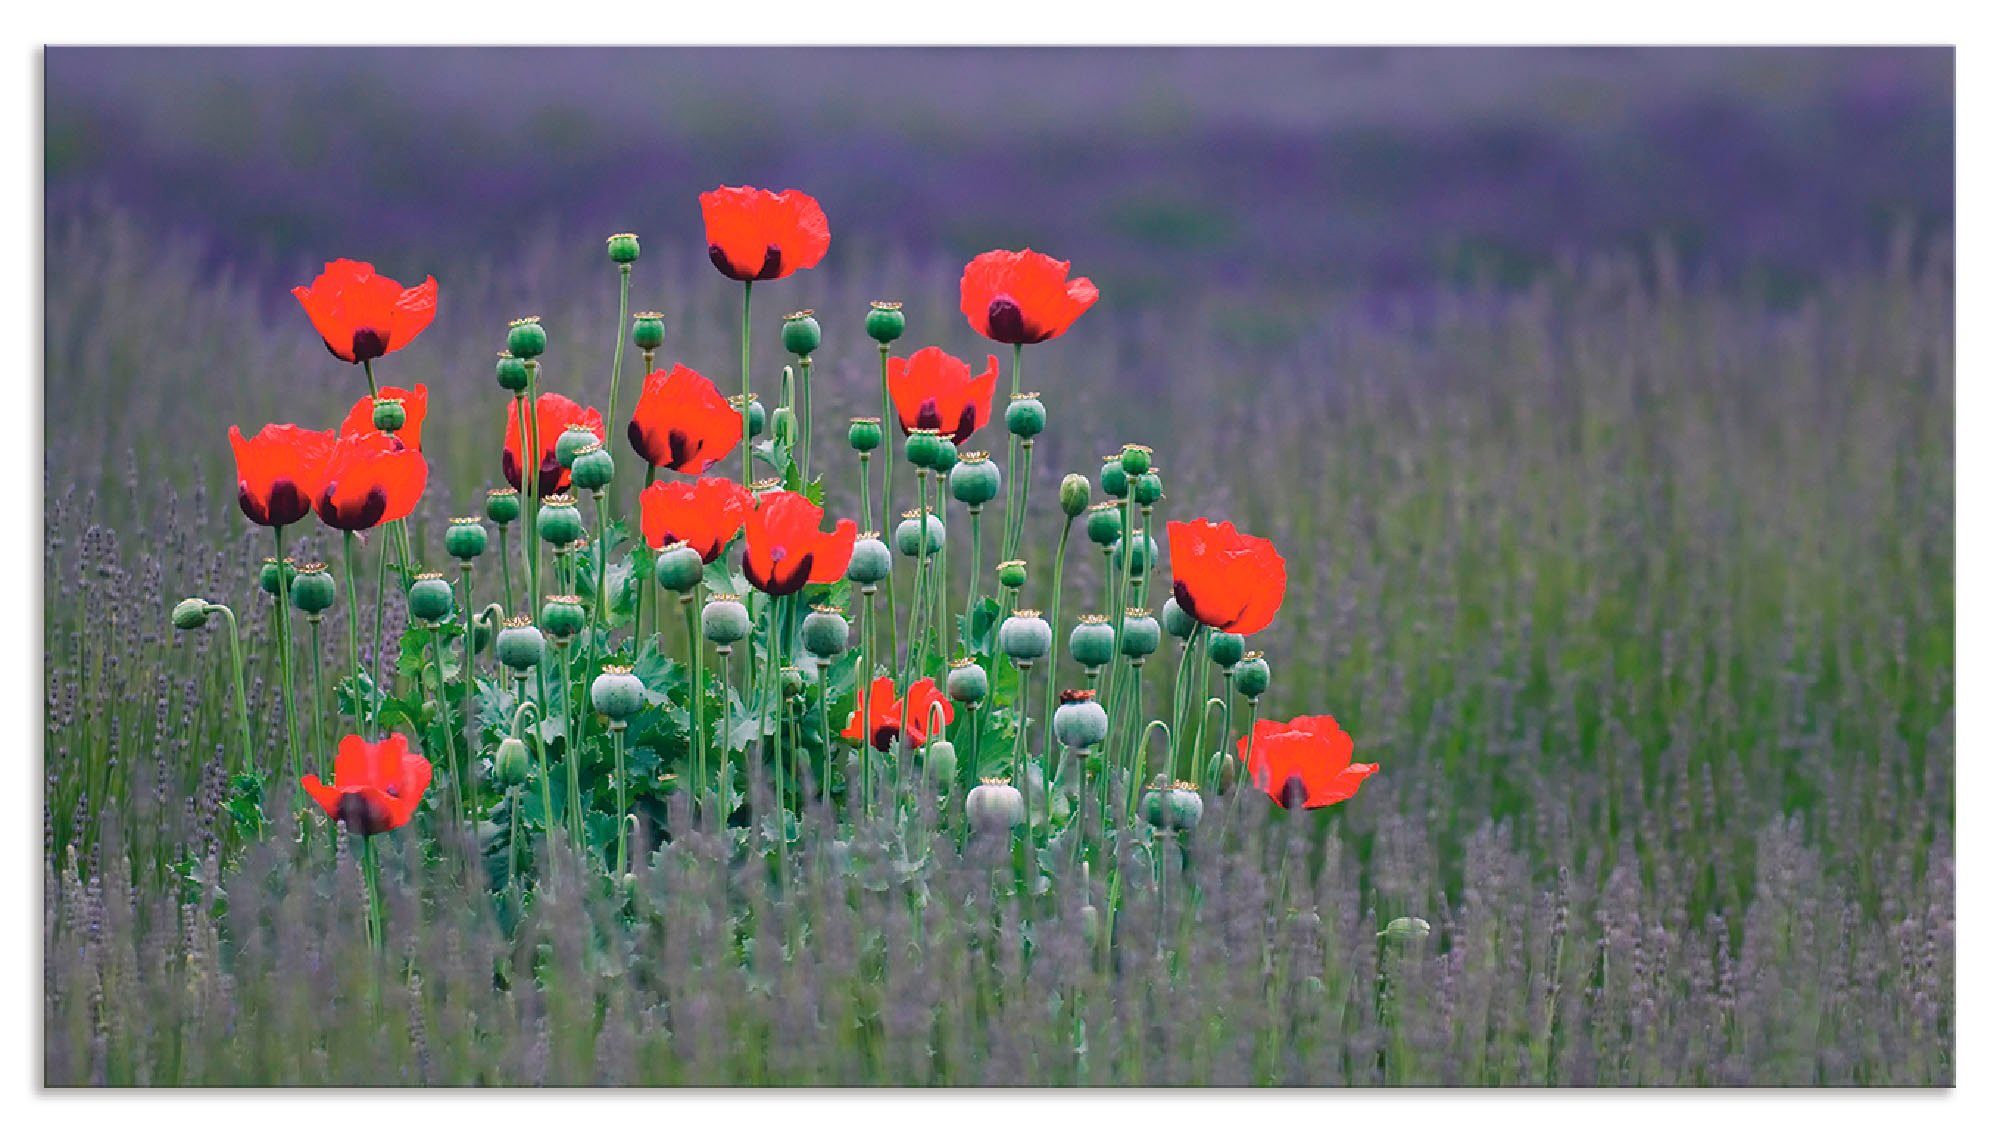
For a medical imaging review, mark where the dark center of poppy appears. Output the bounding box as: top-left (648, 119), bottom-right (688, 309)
top-left (985, 296), bottom-right (1031, 344)
top-left (335, 791), bottom-right (392, 836)
top-left (1278, 774), bottom-right (1311, 811)
top-left (667, 428), bottom-right (696, 470)
top-left (350, 327), bottom-right (389, 363)
top-left (914, 398), bottom-right (943, 431)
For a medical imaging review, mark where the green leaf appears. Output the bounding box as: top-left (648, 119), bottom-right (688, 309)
top-left (958, 597), bottom-right (1001, 656)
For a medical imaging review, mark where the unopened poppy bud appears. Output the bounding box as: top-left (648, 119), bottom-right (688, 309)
top-left (865, 300), bottom-right (905, 344)
top-left (537, 494), bottom-right (585, 546)
top-left (1068, 615), bottom-right (1115, 668)
top-left (946, 657), bottom-right (989, 703)
top-left (1119, 444), bottom-right (1152, 476)
top-left (848, 416), bottom-right (883, 453)
top-left (494, 736), bottom-right (531, 786)
top-left (998, 610), bottom-right (1052, 662)
top-left (445, 517), bottom-right (488, 561)
top-left (1379, 917), bottom-right (1432, 944)
top-left (258, 557), bottom-right (297, 597)
top-left (701, 594), bottom-right (750, 645)
top-left (1143, 781), bottom-right (1204, 830)
top-left (591, 665), bottom-right (646, 720)
top-left (895, 510), bottom-right (945, 557)
top-left (496, 617), bottom-right (546, 672)
top-left (555, 426), bottom-right (598, 470)
top-left (1161, 596), bottom-right (1195, 639)
top-left (496, 352), bottom-right (530, 392)
top-left (923, 740), bottom-right (957, 787)
top-left (371, 397), bottom-right (407, 433)
top-left (1115, 532), bottom-right (1158, 576)
top-left (631, 310), bottom-right (666, 351)
top-left (1217, 752), bottom-right (1241, 793)
top-left (728, 394), bottom-right (765, 438)
top-left (950, 453), bottom-right (1001, 507)
top-left (571, 445), bottom-right (615, 492)
top-left (1233, 653), bottom-right (1271, 698)
top-left (655, 542), bottom-right (704, 593)
top-left (966, 778), bottom-right (1026, 831)
top-left (1120, 608), bottom-right (1161, 658)
top-left (995, 559), bottom-right (1029, 590)
top-left (290, 563), bottom-right (336, 615)
top-left (606, 232), bottom-right (640, 265)
top-left (1130, 471), bottom-right (1163, 507)
top-left (781, 666), bottom-right (807, 699)
top-left (541, 594), bottom-right (587, 640)
top-left (1059, 473), bottom-right (1092, 518)
top-left (1207, 632), bottom-right (1246, 668)
top-left (408, 573), bottom-right (455, 623)
top-left (1085, 502), bottom-right (1123, 546)
top-left (770, 405), bottom-right (798, 449)
top-left (1099, 457), bottom-right (1128, 499)
top-left (781, 309), bottom-right (821, 356)
top-left (1052, 688), bottom-right (1108, 748)
top-left (171, 597), bottom-right (210, 631)
top-left (485, 488), bottom-right (521, 526)
top-left (801, 606), bottom-right (850, 658)
top-left (846, 535), bottom-right (892, 585)
top-left (506, 316), bottom-right (547, 359)
top-left (1006, 393), bottom-right (1046, 438)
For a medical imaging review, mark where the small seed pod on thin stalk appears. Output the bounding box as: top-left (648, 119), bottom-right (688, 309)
top-left (1006, 392), bottom-right (1046, 439)
top-left (537, 494), bottom-right (585, 546)
top-left (701, 593), bottom-right (750, 646)
top-left (290, 562), bottom-right (337, 618)
top-left (1085, 501), bottom-right (1123, 547)
top-left (1059, 473), bottom-right (1092, 519)
top-left (408, 572), bottom-right (455, 623)
top-left (998, 609), bottom-right (1052, 663)
top-left (541, 594), bottom-right (587, 641)
top-left (729, 394), bottom-right (765, 439)
top-left (507, 315), bottom-right (547, 359)
top-left (631, 311), bottom-right (665, 352)
top-left (946, 657), bottom-right (989, 703)
top-left (496, 616), bottom-right (545, 674)
top-left (485, 487), bottom-right (521, 526)
top-left (445, 517), bottom-right (488, 561)
top-left (1120, 607), bottom-right (1162, 659)
top-left (1053, 688), bottom-right (1109, 749)
top-left (801, 605), bottom-right (850, 659)
top-left (1142, 779), bottom-right (1204, 830)
top-left (1069, 614), bottom-right (1115, 671)
top-left (848, 416), bottom-right (883, 454)
top-left (865, 300), bottom-right (905, 344)
top-left (895, 510), bottom-right (946, 557)
top-left (655, 541), bottom-right (704, 594)
top-left (847, 535), bottom-right (892, 588)
top-left (591, 665), bottom-right (647, 722)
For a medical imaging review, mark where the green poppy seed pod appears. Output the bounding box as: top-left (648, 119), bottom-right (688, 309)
top-left (290, 564), bottom-right (337, 615)
top-left (701, 596), bottom-right (750, 645)
top-left (571, 445), bottom-right (615, 492)
top-left (1059, 473), bottom-right (1092, 518)
top-left (1120, 444), bottom-right (1153, 476)
top-left (496, 618), bottom-right (546, 672)
top-left (1052, 689), bottom-right (1109, 748)
top-left (966, 779), bottom-right (1026, 832)
top-left (781, 309), bottom-right (822, 356)
top-left (591, 666), bottom-right (646, 720)
top-left (1207, 631), bottom-right (1246, 668)
top-left (729, 394), bottom-right (765, 438)
top-left (1005, 393), bottom-right (1046, 439)
top-left (928, 437), bottom-right (959, 473)
top-left (1115, 532), bottom-right (1158, 576)
top-left (1099, 458), bottom-right (1128, 499)
top-left (950, 453), bottom-right (1001, 506)
top-left (444, 517), bottom-right (488, 561)
top-left (606, 232), bottom-right (640, 265)
top-left (895, 511), bottom-right (946, 557)
top-left (801, 606), bottom-right (851, 659)
top-left (258, 557), bottom-right (297, 597)
top-left (1161, 596), bottom-right (1195, 639)
top-left (371, 397), bottom-right (407, 433)
top-left (631, 310), bottom-right (666, 351)
top-left (846, 536), bottom-right (892, 585)
top-left (536, 495), bottom-right (585, 546)
top-left (655, 542), bottom-right (704, 593)
top-left (506, 316), bottom-right (547, 359)
top-left (1143, 782), bottom-right (1204, 830)
top-left (541, 595), bottom-right (587, 640)
top-left (171, 597), bottom-right (210, 632)
top-left (904, 429), bottom-right (943, 469)
top-left (1130, 472), bottom-right (1163, 508)
top-left (848, 416), bottom-right (883, 453)
top-left (1068, 615), bottom-right (1115, 668)
top-left (997, 610), bottom-right (1052, 663)
top-left (923, 740), bottom-right (957, 788)
top-left (770, 406), bottom-right (798, 449)
top-left (495, 352), bottom-right (530, 393)
top-left (408, 573), bottom-right (455, 623)
top-left (485, 488), bottom-right (521, 526)
top-left (1233, 654), bottom-right (1271, 698)
top-left (781, 666), bottom-right (807, 699)
top-left (946, 658), bottom-right (989, 703)
top-left (1380, 917), bottom-right (1433, 945)
top-left (554, 426), bottom-right (598, 470)
top-left (494, 736), bottom-right (531, 786)
top-left (865, 300), bottom-right (905, 344)
top-left (1085, 502), bottom-right (1123, 546)
top-left (995, 559), bottom-right (1028, 590)
top-left (1120, 609), bottom-right (1161, 658)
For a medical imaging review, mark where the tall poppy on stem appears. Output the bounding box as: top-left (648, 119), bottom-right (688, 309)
top-left (960, 249), bottom-right (1098, 346)
top-left (504, 392), bottom-right (604, 496)
top-left (886, 346), bottom-right (1000, 445)
top-left (229, 424), bottom-right (335, 528)
top-left (1238, 715), bottom-right (1377, 810)
top-left (340, 383), bottom-right (430, 449)
top-left (315, 432), bottom-right (429, 532)
top-left (1165, 518), bottom-right (1287, 636)
top-left (640, 477), bottom-right (753, 563)
top-left (699, 186), bottom-right (831, 283)
top-left (292, 259), bottom-right (438, 365)
top-left (741, 490), bottom-right (857, 597)
top-left (843, 675), bottom-right (952, 751)
top-left (627, 365), bottom-right (742, 474)
top-left (302, 732), bottom-right (434, 836)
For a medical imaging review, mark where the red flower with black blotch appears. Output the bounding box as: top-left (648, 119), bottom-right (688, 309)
top-left (302, 732), bottom-right (433, 836)
top-left (740, 490), bottom-right (857, 597)
top-left (699, 185), bottom-right (830, 282)
top-left (503, 392), bottom-right (605, 495)
top-left (292, 259), bottom-right (438, 364)
top-left (959, 249), bottom-right (1099, 345)
top-left (1238, 715), bottom-right (1377, 811)
top-left (314, 431), bottom-right (428, 532)
top-left (640, 476), bottom-right (753, 563)
top-left (339, 383), bottom-right (430, 450)
top-left (1165, 518), bottom-right (1287, 636)
top-left (627, 365), bottom-right (741, 473)
top-left (886, 346), bottom-right (1000, 445)
top-left (843, 675), bottom-right (953, 752)
top-left (228, 423), bottom-right (335, 528)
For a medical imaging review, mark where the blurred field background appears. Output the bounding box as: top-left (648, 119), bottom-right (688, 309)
top-left (43, 47), bottom-right (1954, 1084)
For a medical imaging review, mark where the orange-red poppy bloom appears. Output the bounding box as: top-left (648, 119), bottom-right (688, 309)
top-left (887, 346), bottom-right (1000, 445)
top-left (959, 249), bottom-right (1099, 345)
top-left (314, 431), bottom-right (428, 532)
top-left (699, 185), bottom-right (831, 282)
top-left (639, 476), bottom-right (753, 563)
top-left (843, 675), bottom-right (953, 752)
top-left (740, 490), bottom-right (857, 596)
top-left (228, 423), bottom-right (335, 528)
top-left (339, 383), bottom-right (430, 450)
top-left (503, 392), bottom-right (605, 495)
top-left (292, 259), bottom-right (438, 364)
top-left (302, 732), bottom-right (433, 836)
top-left (627, 365), bottom-right (741, 473)
top-left (1238, 715), bottom-right (1377, 810)
top-left (1165, 518), bottom-right (1287, 636)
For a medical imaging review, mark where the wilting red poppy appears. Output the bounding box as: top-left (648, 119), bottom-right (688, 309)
top-left (503, 392), bottom-right (605, 495)
top-left (959, 249), bottom-right (1099, 345)
top-left (843, 675), bottom-right (952, 752)
top-left (1165, 518), bottom-right (1287, 636)
top-left (339, 383), bottom-right (430, 450)
top-left (314, 431), bottom-right (428, 532)
top-left (292, 259), bottom-right (438, 364)
top-left (228, 423), bottom-right (335, 528)
top-left (699, 185), bottom-right (831, 282)
top-left (886, 346), bottom-right (1000, 445)
top-left (639, 476), bottom-right (753, 563)
top-left (741, 490), bottom-right (857, 596)
top-left (1238, 715), bottom-right (1377, 811)
top-left (302, 732), bottom-right (433, 836)
top-left (627, 365), bottom-right (741, 473)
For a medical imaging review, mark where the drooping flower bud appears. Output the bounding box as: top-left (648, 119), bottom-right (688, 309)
top-left (1232, 653), bottom-right (1271, 698)
top-left (631, 311), bottom-right (666, 351)
top-left (846, 535), bottom-right (892, 585)
top-left (1052, 688), bottom-right (1109, 748)
top-left (895, 510), bottom-right (945, 557)
top-left (541, 594), bottom-right (587, 640)
top-left (1119, 443), bottom-right (1152, 477)
top-left (371, 397), bottom-right (407, 433)
top-left (1085, 501), bottom-right (1123, 546)
top-left (494, 736), bottom-right (531, 786)
top-left (995, 559), bottom-right (1028, 590)
top-left (865, 300), bottom-right (906, 344)
top-left (946, 657), bottom-right (989, 703)
top-left (781, 309), bottom-right (822, 357)
top-left (506, 316), bottom-right (547, 359)
top-left (570, 444), bottom-right (616, 492)
top-left (496, 616), bottom-right (546, 672)
top-left (485, 487), bottom-right (521, 526)
top-left (290, 563), bottom-right (337, 616)
top-left (591, 665), bottom-right (646, 721)
top-left (654, 541), bottom-right (704, 593)
top-left (1099, 456), bottom-right (1128, 499)
top-left (701, 594), bottom-right (750, 645)
top-left (536, 494), bottom-right (586, 546)
top-left (949, 452), bottom-right (1002, 507)
top-left (606, 232), bottom-right (640, 265)
top-left (922, 739), bottom-right (957, 788)
top-left (496, 352), bottom-right (531, 393)
top-left (1059, 473), bottom-right (1092, 518)
top-left (770, 405), bottom-right (798, 449)
top-left (729, 394), bottom-right (765, 438)
top-left (1120, 608), bottom-right (1161, 658)
top-left (408, 572), bottom-right (455, 623)
top-left (445, 517), bottom-right (488, 561)
top-left (555, 425), bottom-right (599, 470)
top-left (1068, 615), bottom-right (1115, 669)
top-left (966, 778), bottom-right (1026, 831)
top-left (801, 605), bottom-right (851, 659)
top-left (998, 609), bottom-right (1052, 663)
top-left (171, 597), bottom-right (210, 631)
top-left (1206, 631), bottom-right (1246, 668)
top-left (1005, 392), bottom-right (1046, 438)
top-left (848, 416), bottom-right (883, 453)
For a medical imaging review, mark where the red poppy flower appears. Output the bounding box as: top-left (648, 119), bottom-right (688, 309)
top-left (314, 431), bottom-right (428, 532)
top-left (301, 732), bottom-right (433, 836)
top-left (843, 675), bottom-right (953, 752)
top-left (627, 365), bottom-right (742, 473)
top-left (503, 392), bottom-right (605, 495)
top-left (292, 259), bottom-right (438, 364)
top-left (886, 346), bottom-right (1000, 445)
top-left (699, 185), bottom-right (831, 282)
top-left (1165, 518), bottom-right (1287, 636)
top-left (639, 476), bottom-right (753, 563)
top-left (339, 383), bottom-right (430, 450)
top-left (959, 249), bottom-right (1099, 345)
top-left (228, 423), bottom-right (335, 528)
top-left (1238, 715), bottom-right (1377, 810)
top-left (740, 490), bottom-right (857, 597)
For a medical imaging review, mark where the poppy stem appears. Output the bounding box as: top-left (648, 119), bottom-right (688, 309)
top-left (306, 616), bottom-right (329, 778)
top-left (458, 563), bottom-right (478, 818)
top-left (1235, 696), bottom-right (1262, 794)
top-left (858, 596), bottom-right (875, 821)
top-left (798, 354), bottom-right (814, 483)
top-left (340, 532), bottom-right (364, 730)
top-left (1036, 517), bottom-right (1075, 773)
top-left (1000, 343), bottom-right (1023, 558)
top-left (611, 723), bottom-right (628, 876)
top-left (740, 281), bottom-right (754, 487)
top-left (606, 263), bottom-right (632, 511)
top-left (360, 833), bottom-right (384, 952)
top-left (372, 537), bottom-right (389, 737)
top-left (205, 602), bottom-right (255, 779)
top-left (715, 645), bottom-right (734, 816)
top-left (877, 345), bottom-right (899, 668)
top-left (637, 465), bottom-right (657, 642)
top-left (272, 526), bottom-right (302, 801)
top-left (1167, 628), bottom-right (1205, 784)
top-left (557, 643), bottom-right (583, 846)
top-left (361, 357), bottom-right (380, 401)
top-left (425, 625), bottom-right (462, 822)
top-left (497, 526), bottom-right (517, 614)
top-left (522, 371), bottom-right (543, 621)
top-left (965, 508), bottom-right (983, 612)
top-left (933, 474), bottom-right (950, 661)
top-left (682, 592), bottom-right (706, 824)
top-left (591, 488), bottom-right (610, 628)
